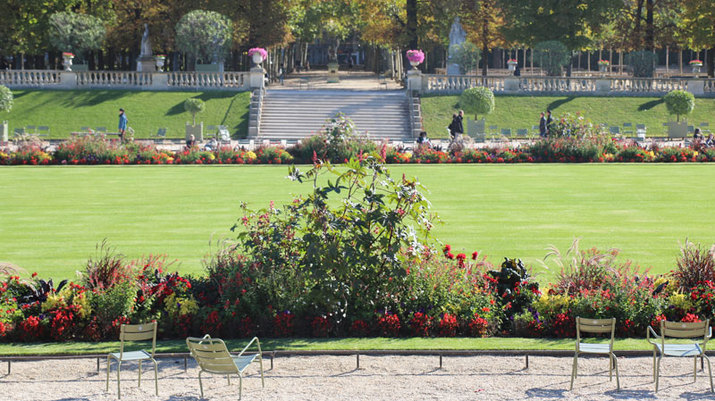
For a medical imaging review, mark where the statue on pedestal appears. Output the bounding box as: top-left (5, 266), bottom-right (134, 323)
top-left (447, 17), bottom-right (466, 75)
top-left (137, 24), bottom-right (156, 72)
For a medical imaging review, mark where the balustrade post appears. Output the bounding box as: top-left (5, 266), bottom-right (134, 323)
top-left (58, 71), bottom-right (77, 89)
top-left (596, 80), bottom-right (611, 94)
top-left (687, 80), bottom-right (705, 96)
top-left (249, 67), bottom-right (265, 90)
top-left (151, 72), bottom-right (168, 90)
top-left (407, 69), bottom-right (423, 94)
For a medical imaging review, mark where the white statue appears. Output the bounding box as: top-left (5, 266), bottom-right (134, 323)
top-left (140, 24), bottom-right (152, 57)
top-left (447, 17), bottom-right (467, 75)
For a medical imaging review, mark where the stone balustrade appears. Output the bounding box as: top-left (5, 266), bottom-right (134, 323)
top-left (421, 74), bottom-right (714, 96)
top-left (0, 70), bottom-right (252, 91)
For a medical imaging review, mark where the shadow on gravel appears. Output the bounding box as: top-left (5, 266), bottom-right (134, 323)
top-left (604, 389), bottom-right (656, 399)
top-left (679, 391), bottom-right (715, 400)
top-left (525, 387), bottom-right (566, 398)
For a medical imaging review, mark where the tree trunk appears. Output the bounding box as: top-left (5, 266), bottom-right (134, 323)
top-left (645, 0), bottom-right (655, 51)
top-left (709, 46), bottom-right (715, 78)
top-left (481, 43), bottom-right (488, 76)
top-left (679, 49), bottom-right (683, 74)
top-left (406, 0), bottom-right (418, 50)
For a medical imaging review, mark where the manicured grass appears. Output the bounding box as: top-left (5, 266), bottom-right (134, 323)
top-left (0, 90), bottom-right (251, 139)
top-left (0, 164), bottom-right (713, 282)
top-left (0, 337), bottom-right (654, 356)
top-left (421, 95), bottom-right (715, 139)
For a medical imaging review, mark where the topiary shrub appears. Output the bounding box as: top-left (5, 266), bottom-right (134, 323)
top-left (533, 41), bottom-right (569, 76)
top-left (0, 85), bottom-right (12, 113)
top-left (459, 87), bottom-right (494, 120)
top-left (184, 98), bottom-right (205, 126)
top-left (663, 90), bottom-right (695, 122)
top-left (48, 12), bottom-right (105, 60)
top-left (625, 51), bottom-right (657, 77)
top-left (176, 10), bottom-right (233, 65)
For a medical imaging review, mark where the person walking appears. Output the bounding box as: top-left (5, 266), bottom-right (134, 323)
top-left (117, 108), bottom-right (127, 142)
top-left (546, 110), bottom-right (553, 136)
top-left (448, 113), bottom-right (457, 140)
top-left (539, 112), bottom-right (547, 137)
top-left (454, 110), bottom-right (464, 139)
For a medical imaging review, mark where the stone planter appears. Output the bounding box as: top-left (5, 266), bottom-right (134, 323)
top-left (155, 56), bottom-right (166, 72)
top-left (666, 120), bottom-right (688, 139)
top-left (599, 64), bottom-right (608, 72)
top-left (507, 61), bottom-right (517, 71)
top-left (691, 65), bottom-right (702, 73)
top-left (409, 60), bottom-right (420, 69)
top-left (186, 122), bottom-right (203, 142)
top-left (251, 53), bottom-right (264, 66)
top-left (327, 62), bottom-right (339, 83)
top-left (62, 56), bottom-right (74, 71)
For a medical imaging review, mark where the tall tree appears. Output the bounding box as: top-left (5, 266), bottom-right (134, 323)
top-left (461, 0), bottom-right (505, 76)
top-left (681, 0), bottom-right (715, 77)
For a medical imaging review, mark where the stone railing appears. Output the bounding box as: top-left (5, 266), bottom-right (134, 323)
top-left (0, 69), bottom-right (252, 91)
top-left (76, 71), bottom-right (154, 88)
top-left (420, 74), bottom-right (714, 96)
top-left (0, 70), bottom-right (61, 87)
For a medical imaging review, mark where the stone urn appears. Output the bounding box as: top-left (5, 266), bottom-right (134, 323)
top-left (410, 60), bottom-right (420, 69)
top-left (691, 64), bottom-right (702, 73)
top-left (62, 53), bottom-right (74, 71)
top-left (599, 64), bottom-right (608, 72)
top-left (327, 62), bottom-right (339, 83)
top-left (155, 55), bottom-right (166, 72)
top-left (507, 60), bottom-right (517, 71)
top-left (251, 53), bottom-right (263, 66)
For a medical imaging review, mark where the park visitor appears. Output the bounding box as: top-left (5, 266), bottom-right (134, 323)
top-left (186, 134), bottom-right (196, 149)
top-left (705, 134), bottom-right (714, 148)
top-left (117, 108), bottom-right (127, 142)
top-left (539, 112), bottom-right (547, 137)
top-left (546, 110), bottom-right (553, 135)
top-left (448, 113), bottom-right (457, 140)
top-left (453, 110), bottom-right (464, 139)
top-left (417, 131), bottom-right (431, 147)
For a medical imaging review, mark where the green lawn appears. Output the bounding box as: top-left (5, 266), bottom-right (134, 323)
top-left (421, 95), bottom-right (715, 139)
top-left (0, 90), bottom-right (251, 139)
top-left (1, 164), bottom-right (712, 282)
top-left (0, 337), bottom-right (653, 356)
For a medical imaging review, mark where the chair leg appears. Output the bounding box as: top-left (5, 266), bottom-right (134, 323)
top-left (612, 353), bottom-right (620, 390)
top-left (570, 353), bottom-right (578, 390)
top-left (106, 356), bottom-right (111, 392)
top-left (694, 356), bottom-right (698, 381)
top-left (198, 370), bottom-right (204, 398)
top-left (153, 359), bottom-right (159, 396)
top-left (227, 374), bottom-right (231, 385)
top-left (259, 355), bottom-right (265, 388)
top-left (117, 361), bottom-right (122, 399)
top-left (652, 350), bottom-right (656, 381)
top-left (704, 355), bottom-right (713, 392)
top-left (239, 373), bottom-right (243, 400)
top-left (655, 357), bottom-right (662, 392)
top-left (138, 360), bottom-right (142, 387)
top-left (609, 354), bottom-right (613, 381)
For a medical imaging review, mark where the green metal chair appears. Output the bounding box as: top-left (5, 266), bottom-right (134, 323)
top-left (186, 335), bottom-right (265, 400)
top-left (570, 317), bottom-right (620, 390)
top-left (647, 319), bottom-right (713, 392)
top-left (106, 322), bottom-right (158, 399)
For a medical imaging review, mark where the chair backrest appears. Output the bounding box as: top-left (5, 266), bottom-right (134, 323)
top-left (80, 126), bottom-right (90, 131)
top-left (661, 320), bottom-right (710, 339)
top-left (623, 123), bottom-right (632, 128)
top-left (96, 126), bottom-right (107, 132)
top-left (26, 125), bottom-right (36, 130)
top-left (609, 126), bottom-right (620, 134)
top-left (156, 128), bottom-right (167, 137)
top-left (119, 322), bottom-right (157, 358)
top-left (501, 128), bottom-right (511, 136)
top-left (517, 128), bottom-right (528, 136)
top-left (187, 335), bottom-right (239, 375)
top-left (38, 126), bottom-right (49, 132)
top-left (688, 125), bottom-right (694, 132)
top-left (701, 122), bottom-right (709, 127)
top-left (576, 317), bottom-right (616, 346)
top-left (636, 124), bottom-right (646, 130)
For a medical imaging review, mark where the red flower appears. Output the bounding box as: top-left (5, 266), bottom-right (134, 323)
top-left (471, 251), bottom-right (479, 260)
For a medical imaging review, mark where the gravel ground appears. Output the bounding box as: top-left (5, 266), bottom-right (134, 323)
top-left (2, 355), bottom-right (715, 400)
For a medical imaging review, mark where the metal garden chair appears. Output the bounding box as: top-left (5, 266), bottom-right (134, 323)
top-left (647, 319), bottom-right (713, 392)
top-left (570, 317), bottom-right (620, 390)
top-left (106, 322), bottom-right (159, 399)
top-left (186, 335), bottom-right (265, 400)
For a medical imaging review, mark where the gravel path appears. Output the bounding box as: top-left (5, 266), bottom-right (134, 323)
top-left (3, 355), bottom-right (715, 400)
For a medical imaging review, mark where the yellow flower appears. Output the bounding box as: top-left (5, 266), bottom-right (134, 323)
top-left (208, 153), bottom-right (215, 161)
top-left (245, 151), bottom-right (257, 161)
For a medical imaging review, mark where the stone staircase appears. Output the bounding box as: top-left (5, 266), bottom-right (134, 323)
top-left (255, 90), bottom-right (415, 141)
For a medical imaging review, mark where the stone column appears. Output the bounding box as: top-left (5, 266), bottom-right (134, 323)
top-left (151, 73), bottom-right (168, 90)
top-left (407, 70), bottom-right (423, 93)
top-left (58, 72), bottom-right (77, 89)
top-left (687, 80), bottom-right (705, 96)
top-left (596, 79), bottom-right (611, 94)
top-left (249, 67), bottom-right (265, 90)
top-left (1, 121), bottom-right (7, 142)
top-left (504, 78), bottom-right (520, 92)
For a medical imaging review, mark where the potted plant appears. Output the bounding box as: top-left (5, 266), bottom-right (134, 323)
top-left (507, 59), bottom-right (518, 71)
top-left (598, 59), bottom-right (610, 72)
top-left (248, 47), bottom-right (268, 67)
top-left (690, 59), bottom-right (703, 73)
top-left (62, 52), bottom-right (74, 71)
top-left (663, 90), bottom-right (695, 139)
top-left (406, 50), bottom-right (425, 69)
top-left (155, 54), bottom-right (166, 72)
top-left (184, 98), bottom-right (205, 141)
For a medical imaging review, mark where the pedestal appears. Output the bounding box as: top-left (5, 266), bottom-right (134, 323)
top-left (58, 72), bottom-right (77, 89)
top-left (666, 120), bottom-right (688, 139)
top-left (596, 80), bottom-right (611, 93)
top-left (446, 63), bottom-right (460, 75)
top-left (1, 121), bottom-right (7, 142)
top-left (504, 78), bottom-right (519, 92)
top-left (249, 67), bottom-right (265, 89)
top-left (137, 56), bottom-right (156, 72)
top-left (327, 62), bottom-right (339, 83)
top-left (687, 80), bottom-right (704, 96)
top-left (186, 122), bottom-right (204, 142)
top-left (407, 70), bottom-right (422, 93)
top-left (151, 73), bottom-right (168, 90)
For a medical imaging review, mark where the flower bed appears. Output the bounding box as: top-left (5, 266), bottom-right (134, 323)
top-left (2, 158), bottom-right (714, 342)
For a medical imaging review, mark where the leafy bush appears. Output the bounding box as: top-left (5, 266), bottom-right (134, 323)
top-left (534, 41), bottom-right (569, 76)
top-left (82, 241), bottom-right (133, 291)
top-left (449, 41), bottom-right (480, 74)
top-left (289, 114), bottom-right (376, 164)
top-left (184, 98), bottom-right (205, 125)
top-left (663, 90), bottom-right (695, 122)
top-left (0, 85), bottom-right (12, 113)
top-left (48, 12), bottom-right (105, 58)
top-left (459, 87), bottom-right (495, 120)
top-left (672, 240), bottom-right (715, 290)
top-left (626, 51), bottom-right (657, 77)
top-left (176, 10), bottom-right (233, 65)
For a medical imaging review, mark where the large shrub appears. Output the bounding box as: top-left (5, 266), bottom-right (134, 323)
top-left (288, 113), bottom-right (376, 163)
top-left (625, 51), bottom-right (657, 78)
top-left (0, 85), bottom-right (12, 113)
top-left (176, 10), bottom-right (233, 65)
top-left (533, 41), bottom-right (569, 76)
top-left (48, 12), bottom-right (105, 58)
top-left (459, 87), bottom-right (495, 120)
top-left (663, 90), bottom-right (695, 122)
top-left (671, 240), bottom-right (715, 290)
top-left (184, 98), bottom-right (205, 126)
top-left (449, 41), bottom-right (480, 74)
